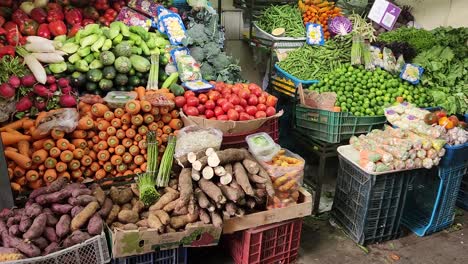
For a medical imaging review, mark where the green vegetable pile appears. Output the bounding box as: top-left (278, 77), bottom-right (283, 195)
top-left (378, 27), bottom-right (437, 53)
top-left (309, 64), bottom-right (433, 116)
top-left (56, 23), bottom-right (169, 95)
top-left (276, 35), bottom-right (352, 81)
top-left (183, 8), bottom-right (242, 83)
top-left (255, 5), bottom-right (305, 37)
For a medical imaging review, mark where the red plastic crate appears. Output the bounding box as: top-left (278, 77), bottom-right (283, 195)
top-left (221, 117), bottom-right (279, 149)
top-left (225, 218), bottom-right (303, 264)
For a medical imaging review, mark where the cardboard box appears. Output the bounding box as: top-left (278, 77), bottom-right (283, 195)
top-left (222, 188), bottom-right (313, 234)
top-left (180, 110), bottom-right (284, 135)
top-left (107, 223), bottom-right (222, 258)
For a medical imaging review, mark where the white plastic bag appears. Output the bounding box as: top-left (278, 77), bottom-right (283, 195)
top-left (174, 125), bottom-right (223, 159)
top-left (36, 108), bottom-right (79, 135)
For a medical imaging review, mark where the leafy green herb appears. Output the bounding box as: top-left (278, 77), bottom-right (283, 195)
top-left (378, 27), bottom-right (437, 53)
top-left (0, 56), bottom-right (28, 83)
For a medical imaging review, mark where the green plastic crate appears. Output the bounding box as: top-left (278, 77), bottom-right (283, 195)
top-left (295, 105), bottom-right (387, 143)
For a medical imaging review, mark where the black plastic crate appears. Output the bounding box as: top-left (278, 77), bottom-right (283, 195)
top-left (332, 155), bottom-right (415, 245)
top-left (112, 247), bottom-right (187, 264)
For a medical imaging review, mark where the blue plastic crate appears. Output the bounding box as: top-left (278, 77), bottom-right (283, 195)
top-left (402, 163), bottom-right (468, 236)
top-left (440, 143), bottom-right (468, 167)
top-left (274, 64), bottom-right (319, 86)
top-left (173, 0), bottom-right (190, 10)
top-left (112, 247), bottom-right (187, 264)
top-left (457, 172), bottom-right (468, 210)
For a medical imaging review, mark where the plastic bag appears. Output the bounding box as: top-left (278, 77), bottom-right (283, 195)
top-left (36, 109), bottom-right (79, 135)
top-left (174, 125), bottom-right (223, 159)
top-left (176, 55), bottom-right (202, 82)
top-left (383, 47), bottom-right (397, 73)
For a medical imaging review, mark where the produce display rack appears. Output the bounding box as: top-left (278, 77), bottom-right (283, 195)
top-left (0, 137), bottom-right (17, 209)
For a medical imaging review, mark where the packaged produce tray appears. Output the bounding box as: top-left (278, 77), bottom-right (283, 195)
top-left (221, 117), bottom-right (279, 149)
top-left (4, 231), bottom-right (110, 264)
top-left (274, 64), bottom-right (319, 86)
top-left (295, 105), bottom-right (387, 144)
top-left (222, 188), bottom-right (312, 234)
top-left (253, 22), bottom-right (306, 48)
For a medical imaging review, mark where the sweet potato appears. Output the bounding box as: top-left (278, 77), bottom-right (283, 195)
top-left (43, 208), bottom-right (59, 226)
top-left (0, 220), bottom-right (7, 234)
top-left (0, 247), bottom-right (20, 254)
top-left (109, 186), bottom-right (133, 205)
top-left (93, 186), bottom-right (106, 206)
top-left (23, 213), bottom-right (47, 239)
top-left (71, 206), bottom-right (84, 218)
top-left (51, 203), bottom-right (73, 214)
top-left (36, 189), bottom-right (72, 205)
top-left (32, 237), bottom-right (48, 250)
top-left (136, 219), bottom-right (149, 228)
top-left (87, 214), bottom-right (103, 235)
top-left (71, 202), bottom-right (99, 231)
top-left (56, 214), bottom-right (71, 238)
top-left (44, 226), bottom-right (58, 242)
top-left (28, 176), bottom-right (68, 199)
top-left (63, 230), bottom-right (91, 248)
top-left (43, 242), bottom-right (59, 255)
top-left (149, 191), bottom-right (179, 211)
top-left (122, 223), bottom-right (138, 230)
top-left (19, 217), bottom-right (32, 233)
top-left (162, 200), bottom-right (178, 212)
top-left (72, 188), bottom-right (92, 197)
top-left (70, 195), bottom-right (97, 206)
top-left (148, 213), bottom-right (163, 232)
top-left (98, 198), bottom-right (113, 218)
top-left (106, 205), bottom-right (121, 225)
top-left (8, 225), bottom-right (21, 236)
top-left (2, 232), bottom-right (41, 257)
top-left (118, 210), bottom-right (139, 224)
top-left (6, 215), bottom-right (21, 227)
top-left (176, 168), bottom-right (192, 210)
top-left (26, 203), bottom-right (43, 217)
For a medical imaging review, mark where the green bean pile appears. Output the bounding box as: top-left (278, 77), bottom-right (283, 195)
top-left (255, 5), bottom-right (305, 37)
top-left (277, 36), bottom-right (353, 80)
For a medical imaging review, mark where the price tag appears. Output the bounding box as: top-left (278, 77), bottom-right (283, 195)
top-left (305, 23), bottom-right (324, 46)
top-left (367, 0), bottom-right (401, 30)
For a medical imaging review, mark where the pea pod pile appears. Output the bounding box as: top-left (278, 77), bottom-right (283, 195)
top-left (276, 35), bottom-right (352, 80)
top-left (255, 5), bottom-right (305, 37)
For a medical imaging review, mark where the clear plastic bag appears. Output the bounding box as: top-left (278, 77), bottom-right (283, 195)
top-left (36, 108), bottom-right (80, 135)
top-left (176, 54), bottom-right (202, 82)
top-left (174, 125), bottom-right (223, 159)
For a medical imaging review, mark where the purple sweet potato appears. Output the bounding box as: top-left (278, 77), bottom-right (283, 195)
top-left (56, 214), bottom-right (71, 238)
top-left (0, 247), bottom-right (20, 254)
top-left (63, 231), bottom-right (91, 248)
top-left (23, 213), bottom-right (47, 240)
top-left (19, 216), bottom-right (32, 233)
top-left (2, 232), bottom-right (41, 257)
top-left (29, 177), bottom-right (68, 200)
top-left (0, 219), bottom-right (7, 234)
top-left (43, 242), bottom-right (59, 255)
top-left (70, 195), bottom-right (97, 206)
top-left (63, 183), bottom-right (85, 191)
top-left (87, 214), bottom-right (103, 235)
top-left (98, 198), bottom-right (113, 218)
top-left (8, 225), bottom-right (21, 236)
top-left (25, 203), bottom-right (43, 218)
top-left (43, 227), bottom-right (58, 242)
top-left (0, 208), bottom-right (14, 219)
top-left (72, 188), bottom-right (92, 198)
top-left (71, 206), bottom-right (84, 218)
top-left (51, 203), bottom-right (73, 214)
top-left (36, 189), bottom-right (72, 205)
top-left (32, 237), bottom-right (48, 250)
top-left (6, 215), bottom-right (21, 227)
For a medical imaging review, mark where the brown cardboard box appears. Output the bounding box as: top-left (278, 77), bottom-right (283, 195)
top-left (180, 110), bottom-right (284, 135)
top-left (107, 223), bottom-right (222, 258)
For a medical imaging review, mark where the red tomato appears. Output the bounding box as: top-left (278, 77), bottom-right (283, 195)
top-left (216, 98), bottom-right (227, 106)
top-left (255, 111), bottom-right (267, 119)
top-left (238, 89), bottom-right (250, 99)
top-left (214, 106), bottom-right (224, 117)
top-left (186, 97), bottom-right (199, 107)
top-left (239, 98), bottom-right (248, 107)
top-left (234, 105), bottom-right (245, 113)
top-left (232, 83), bottom-right (243, 94)
top-left (205, 109), bottom-right (215, 119)
top-left (227, 109), bottom-right (239, 121)
top-left (258, 94), bottom-right (267, 104)
top-left (205, 100), bottom-right (215, 110)
top-left (248, 94), bottom-right (259, 106)
top-left (183, 104), bottom-right (189, 114)
top-left (245, 106), bottom-right (257, 116)
top-left (239, 112), bottom-right (250, 121)
top-left (184, 90), bottom-right (196, 99)
top-left (221, 87), bottom-right (232, 95)
top-left (198, 94), bottom-right (208, 104)
top-left (248, 83), bottom-right (262, 96)
top-left (266, 95), bottom-right (278, 107)
top-left (196, 104), bottom-right (205, 114)
top-left (257, 103), bottom-right (267, 111)
top-left (208, 90), bottom-right (221, 101)
top-left (221, 102), bottom-right (234, 113)
top-left (228, 94), bottom-right (240, 105)
top-left (266, 106), bottom-right (276, 117)
top-left (174, 96), bottom-right (186, 108)
top-left (185, 106), bottom-right (199, 116)
top-left (217, 115), bottom-right (228, 121)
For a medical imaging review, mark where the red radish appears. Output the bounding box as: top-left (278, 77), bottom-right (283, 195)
top-left (257, 103), bottom-right (267, 111)
top-left (221, 102), bottom-right (234, 113)
top-left (59, 94), bottom-right (77, 107)
top-left (0, 83), bottom-right (15, 99)
top-left (46, 75), bottom-right (56, 84)
top-left (57, 78), bottom-right (69, 88)
top-left (245, 106), bottom-right (257, 116)
top-left (184, 91), bottom-right (195, 99)
top-left (8, 76), bottom-right (21, 89)
top-left (255, 111), bottom-right (267, 118)
top-left (214, 106), bottom-right (224, 117)
top-left (186, 97), bottom-right (199, 107)
top-left (33, 84), bottom-right (51, 97)
top-left (196, 104), bottom-right (205, 114)
top-left (216, 98), bottom-right (227, 106)
top-left (61, 85), bottom-right (73, 94)
top-left (185, 106), bottom-right (199, 116)
top-left (174, 96), bottom-right (186, 108)
top-left (228, 94), bottom-right (240, 105)
top-left (21, 75), bottom-right (36, 87)
top-left (234, 105), bottom-right (245, 113)
top-left (205, 109), bottom-right (215, 119)
top-left (239, 98), bottom-right (248, 107)
top-left (49, 83), bottom-right (58, 92)
top-left (239, 112), bottom-right (250, 121)
top-left (217, 115), bottom-right (228, 121)
top-left (198, 94), bottom-right (208, 104)
top-left (205, 100), bottom-right (215, 110)
top-left (34, 99), bottom-right (46, 110)
top-left (248, 94), bottom-right (259, 106)
top-left (266, 106), bottom-right (276, 117)
top-left (227, 109), bottom-right (239, 121)
top-left (16, 97), bottom-right (33, 111)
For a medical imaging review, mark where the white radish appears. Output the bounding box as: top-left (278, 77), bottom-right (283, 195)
top-left (25, 42), bottom-right (55, 53)
top-left (31, 53), bottom-right (64, 63)
top-left (23, 54), bottom-right (47, 84)
top-left (26, 36), bottom-right (54, 44)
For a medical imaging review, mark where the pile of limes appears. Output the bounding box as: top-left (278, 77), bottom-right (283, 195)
top-left (308, 64), bottom-right (433, 116)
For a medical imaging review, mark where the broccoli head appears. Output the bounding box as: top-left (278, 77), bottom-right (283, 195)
top-left (185, 24), bottom-right (209, 46)
top-left (201, 63), bottom-right (216, 80)
top-left (190, 46), bottom-right (205, 62)
top-left (203, 42), bottom-right (221, 59)
top-left (209, 53), bottom-right (233, 72)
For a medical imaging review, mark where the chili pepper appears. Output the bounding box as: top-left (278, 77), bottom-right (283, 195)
top-left (4, 21), bottom-right (25, 45)
top-left (0, 45), bottom-right (15, 58)
top-left (47, 8), bottom-right (64, 23)
top-left (30, 7), bottom-right (47, 24)
top-left (20, 18), bottom-right (39, 36)
top-left (65, 8), bottom-right (82, 26)
top-left (11, 9), bottom-right (28, 25)
top-left (0, 27), bottom-right (6, 35)
top-left (48, 20), bottom-right (67, 36)
top-left (37, 23), bottom-right (50, 39)
top-left (47, 3), bottom-right (62, 11)
top-left (68, 23), bottom-right (81, 37)
top-left (0, 16), bottom-right (5, 27)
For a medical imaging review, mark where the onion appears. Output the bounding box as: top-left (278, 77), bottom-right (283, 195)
top-left (329, 16), bottom-right (353, 36)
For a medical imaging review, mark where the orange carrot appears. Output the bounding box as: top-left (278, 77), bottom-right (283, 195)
top-left (111, 118), bottom-right (122, 128)
top-left (43, 169), bottom-right (57, 183)
top-left (162, 125), bottom-right (172, 134)
top-left (148, 122), bottom-right (158, 131)
top-left (114, 108), bottom-right (125, 118)
top-left (103, 162), bottom-right (113, 172)
top-left (14, 166), bottom-right (25, 177)
top-left (122, 124), bottom-right (129, 131)
top-left (110, 155), bottom-right (123, 165)
top-left (97, 120), bottom-right (111, 131)
top-left (1, 132), bottom-right (31, 146)
top-left (68, 144), bottom-right (75, 151)
top-left (58, 171), bottom-right (71, 181)
top-left (69, 159), bottom-right (81, 171)
top-left (90, 162), bottom-right (100, 172)
top-left (161, 114), bottom-right (172, 124)
top-left (71, 139), bottom-right (87, 149)
top-left (31, 149), bottom-right (48, 164)
top-left (97, 131), bottom-right (107, 141)
top-left (87, 130), bottom-right (96, 139)
top-left (97, 140), bottom-right (108, 151)
top-left (116, 163), bottom-right (127, 173)
top-left (91, 103), bottom-right (110, 117)
top-left (8, 168), bottom-right (13, 179)
top-left (141, 114), bottom-right (153, 125)
top-left (98, 150), bottom-right (110, 161)
top-left (88, 150), bottom-right (97, 160)
top-left (56, 138), bottom-right (70, 151)
top-left (123, 170), bottom-right (133, 176)
top-left (157, 121), bottom-right (164, 128)
top-left (129, 145), bottom-right (140, 156)
top-left (121, 138), bottom-right (132, 148)
top-left (72, 130), bottom-right (87, 139)
top-left (169, 119), bottom-right (183, 130)
top-left (128, 162), bottom-right (137, 170)
top-left (30, 127), bottom-right (49, 140)
top-left (107, 136), bottom-right (118, 148)
top-left (51, 129), bottom-right (65, 140)
top-left (71, 170), bottom-right (82, 179)
top-left (127, 99), bottom-right (142, 115)
top-left (28, 179), bottom-right (43, 189)
top-left (140, 162), bottom-right (147, 171)
top-left (131, 114), bottom-right (143, 126)
top-left (5, 128), bottom-right (22, 135)
top-left (116, 129), bottom-right (126, 140)
top-left (44, 157), bottom-right (57, 169)
top-left (134, 155), bottom-right (144, 165)
top-left (122, 152), bottom-right (133, 164)
top-left (60, 150), bottom-right (73, 163)
top-left (140, 100), bottom-right (152, 112)
top-left (138, 125), bottom-right (148, 136)
top-left (114, 145), bottom-right (125, 156)
top-left (108, 147), bottom-right (115, 153)
top-left (0, 118), bottom-right (26, 131)
top-left (106, 126), bottom-right (116, 136)
top-left (95, 169), bottom-right (106, 180)
top-left (121, 113), bottom-right (131, 125)
top-left (18, 141), bottom-right (31, 157)
top-left (77, 116), bottom-right (95, 130)
top-left (92, 144), bottom-right (100, 153)
top-left (5, 151), bottom-right (32, 169)
top-left (135, 86), bottom-right (146, 100)
top-left (73, 148), bottom-right (84, 160)
top-left (138, 140), bottom-right (147, 150)
top-left (11, 182), bottom-right (22, 192)
top-left (81, 155), bottom-right (92, 166)
top-left (32, 139), bottom-right (47, 150)
top-left (56, 162), bottom-right (67, 173)
top-left (49, 147), bottom-right (61, 158)
top-left (134, 134), bottom-right (143, 142)
top-left (125, 128), bottom-right (136, 138)
top-left (42, 139), bottom-right (55, 151)
top-left (104, 111), bottom-right (115, 121)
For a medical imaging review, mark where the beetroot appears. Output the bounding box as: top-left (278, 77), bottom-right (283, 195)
top-left (46, 75), bottom-right (56, 84)
top-left (33, 84), bottom-right (51, 97)
top-left (61, 85), bottom-right (72, 94)
top-left (21, 75), bottom-right (36, 87)
top-left (57, 78), bottom-right (69, 88)
top-left (34, 99), bottom-right (46, 111)
top-left (8, 76), bottom-right (21, 89)
top-left (49, 83), bottom-right (57, 92)
top-left (59, 94), bottom-right (77, 107)
top-left (16, 97), bottom-right (33, 111)
top-left (0, 83), bottom-right (15, 99)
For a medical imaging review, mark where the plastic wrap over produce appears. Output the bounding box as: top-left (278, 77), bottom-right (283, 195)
top-left (174, 125), bottom-right (222, 159)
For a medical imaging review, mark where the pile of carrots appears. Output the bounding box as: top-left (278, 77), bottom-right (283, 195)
top-left (298, 0), bottom-right (342, 39)
top-left (1, 86), bottom-right (183, 192)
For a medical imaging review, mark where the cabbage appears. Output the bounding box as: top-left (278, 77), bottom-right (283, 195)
top-left (329, 16), bottom-right (352, 36)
